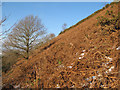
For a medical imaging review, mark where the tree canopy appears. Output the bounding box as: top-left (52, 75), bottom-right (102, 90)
top-left (3, 15), bottom-right (46, 59)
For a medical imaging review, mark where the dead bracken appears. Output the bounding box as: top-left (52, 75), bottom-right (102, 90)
top-left (2, 2), bottom-right (120, 89)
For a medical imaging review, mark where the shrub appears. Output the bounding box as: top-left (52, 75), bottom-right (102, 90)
top-left (111, 5), bottom-right (113, 8)
top-left (105, 10), bottom-right (109, 15)
top-left (110, 2), bottom-right (118, 5)
top-left (111, 10), bottom-right (113, 14)
top-left (105, 4), bottom-right (110, 8)
top-left (97, 12), bottom-right (119, 34)
top-left (102, 7), bottom-right (105, 9)
top-left (2, 50), bottom-right (22, 73)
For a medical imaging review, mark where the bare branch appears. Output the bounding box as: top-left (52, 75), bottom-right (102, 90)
top-left (0, 22), bottom-right (16, 37)
top-left (4, 15), bottom-right (46, 59)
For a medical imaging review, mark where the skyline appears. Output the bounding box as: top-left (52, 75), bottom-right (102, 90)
top-left (2, 2), bottom-right (111, 36)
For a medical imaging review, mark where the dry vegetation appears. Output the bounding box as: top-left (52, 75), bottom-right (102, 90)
top-left (2, 15), bottom-right (55, 73)
top-left (2, 2), bottom-right (120, 89)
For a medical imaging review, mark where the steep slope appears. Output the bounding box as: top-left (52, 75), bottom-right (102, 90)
top-left (2, 2), bottom-right (120, 88)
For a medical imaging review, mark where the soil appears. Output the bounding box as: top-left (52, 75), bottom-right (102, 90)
top-left (2, 3), bottom-right (120, 88)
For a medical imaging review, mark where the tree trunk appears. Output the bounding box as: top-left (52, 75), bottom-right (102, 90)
top-left (26, 38), bottom-right (29, 60)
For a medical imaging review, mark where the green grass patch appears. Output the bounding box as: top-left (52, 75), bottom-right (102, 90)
top-left (57, 59), bottom-right (62, 64)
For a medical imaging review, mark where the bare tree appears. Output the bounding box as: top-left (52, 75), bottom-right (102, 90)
top-left (62, 23), bottom-right (67, 31)
top-left (0, 17), bottom-right (7, 25)
top-left (0, 16), bottom-right (17, 41)
top-left (4, 15), bottom-right (46, 59)
top-left (42, 33), bottom-right (55, 43)
top-left (0, 3), bottom-right (15, 39)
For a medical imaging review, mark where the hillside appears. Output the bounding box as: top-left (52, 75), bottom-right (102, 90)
top-left (2, 2), bottom-right (120, 88)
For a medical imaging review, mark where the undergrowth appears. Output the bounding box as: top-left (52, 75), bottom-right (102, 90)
top-left (97, 10), bottom-right (120, 35)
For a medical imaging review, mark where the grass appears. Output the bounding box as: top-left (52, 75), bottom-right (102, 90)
top-left (57, 59), bottom-right (62, 64)
top-left (25, 77), bottom-right (41, 88)
top-left (7, 70), bottom-right (13, 76)
top-left (105, 10), bottom-right (109, 15)
top-left (111, 5), bottom-right (113, 8)
top-left (96, 9), bottom-right (119, 34)
top-left (85, 34), bottom-right (89, 38)
top-left (94, 46), bottom-right (97, 49)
